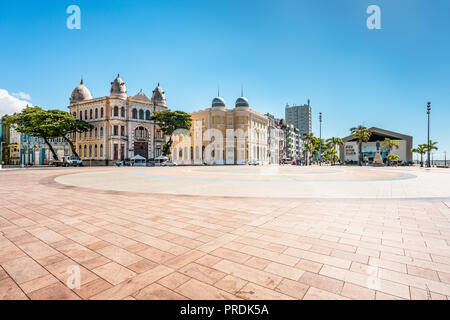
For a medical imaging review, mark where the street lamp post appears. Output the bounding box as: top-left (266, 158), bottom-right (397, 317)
top-left (319, 112), bottom-right (322, 166)
top-left (445, 151), bottom-right (447, 167)
top-left (426, 102), bottom-right (431, 168)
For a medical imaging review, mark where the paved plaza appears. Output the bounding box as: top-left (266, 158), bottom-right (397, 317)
top-left (0, 165), bottom-right (450, 300)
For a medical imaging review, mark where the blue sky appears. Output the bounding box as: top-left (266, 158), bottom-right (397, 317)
top-left (1, 0), bottom-right (449, 158)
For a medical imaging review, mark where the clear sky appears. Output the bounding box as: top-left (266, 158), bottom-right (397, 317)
top-left (1, 0), bottom-right (449, 159)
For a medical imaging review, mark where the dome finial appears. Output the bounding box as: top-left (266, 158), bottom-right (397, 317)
top-left (218, 85), bottom-right (220, 97)
top-left (80, 76), bottom-right (84, 85)
top-left (241, 85), bottom-right (244, 97)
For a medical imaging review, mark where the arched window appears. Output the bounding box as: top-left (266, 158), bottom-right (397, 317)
top-left (73, 112), bottom-right (76, 118)
top-left (145, 110), bottom-right (151, 120)
top-left (179, 149), bottom-right (183, 158)
top-left (89, 145), bottom-right (92, 158)
top-left (90, 109), bottom-right (93, 119)
top-left (84, 110), bottom-right (87, 120)
top-left (121, 107), bottom-right (125, 118)
top-left (94, 127), bottom-right (98, 137)
top-left (79, 111), bottom-right (82, 120)
top-left (132, 108), bottom-right (137, 119)
top-left (139, 109), bottom-right (144, 120)
top-left (78, 145), bottom-right (82, 157)
top-left (95, 108), bottom-right (98, 119)
top-left (94, 145), bottom-right (98, 157)
top-left (114, 106), bottom-right (119, 117)
top-left (100, 127), bottom-right (103, 137)
top-left (84, 145), bottom-right (87, 158)
top-left (100, 144), bottom-right (103, 157)
top-left (135, 127), bottom-right (148, 139)
top-left (100, 107), bottom-right (104, 118)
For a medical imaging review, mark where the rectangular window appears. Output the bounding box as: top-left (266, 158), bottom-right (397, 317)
top-left (113, 126), bottom-right (119, 136)
top-left (121, 126), bottom-right (125, 136)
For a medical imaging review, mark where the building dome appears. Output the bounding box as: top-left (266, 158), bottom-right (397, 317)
top-left (152, 83), bottom-right (166, 107)
top-left (212, 96), bottom-right (226, 108)
top-left (70, 79), bottom-right (93, 104)
top-left (235, 96), bottom-right (249, 108)
top-left (110, 74), bottom-right (127, 99)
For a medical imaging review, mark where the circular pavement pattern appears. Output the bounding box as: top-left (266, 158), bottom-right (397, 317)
top-left (54, 166), bottom-right (450, 199)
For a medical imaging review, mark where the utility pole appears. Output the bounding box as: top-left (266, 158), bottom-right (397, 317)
top-left (319, 112), bottom-right (322, 166)
top-left (426, 102), bottom-right (431, 168)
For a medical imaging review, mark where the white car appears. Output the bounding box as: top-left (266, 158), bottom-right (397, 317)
top-left (162, 161), bottom-right (177, 167)
top-left (67, 156), bottom-right (83, 167)
top-left (248, 160), bottom-right (261, 166)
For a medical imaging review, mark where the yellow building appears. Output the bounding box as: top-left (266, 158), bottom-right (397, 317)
top-left (172, 94), bottom-right (269, 165)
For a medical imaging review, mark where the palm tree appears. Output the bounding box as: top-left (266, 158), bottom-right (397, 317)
top-left (382, 138), bottom-right (399, 166)
top-left (425, 140), bottom-right (438, 166)
top-left (311, 136), bottom-right (321, 164)
top-left (301, 133), bottom-right (314, 165)
top-left (411, 144), bottom-right (426, 167)
top-left (326, 137), bottom-right (344, 165)
top-left (349, 126), bottom-right (372, 166)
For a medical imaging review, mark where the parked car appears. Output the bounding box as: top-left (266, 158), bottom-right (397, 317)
top-left (162, 161), bottom-right (177, 167)
top-left (248, 160), bottom-right (261, 166)
top-left (67, 156), bottom-right (83, 167)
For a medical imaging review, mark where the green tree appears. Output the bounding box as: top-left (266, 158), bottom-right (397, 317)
top-left (4, 107), bottom-right (92, 160)
top-left (150, 110), bottom-right (192, 157)
top-left (326, 137), bottom-right (344, 165)
top-left (47, 109), bottom-right (92, 157)
top-left (425, 140), bottom-right (438, 152)
top-left (301, 133), bottom-right (314, 165)
top-left (382, 138), bottom-right (399, 165)
top-left (349, 125), bottom-right (372, 166)
top-left (4, 107), bottom-right (61, 160)
top-left (386, 154), bottom-right (400, 166)
top-left (411, 144), bottom-right (427, 167)
top-left (424, 140), bottom-right (439, 166)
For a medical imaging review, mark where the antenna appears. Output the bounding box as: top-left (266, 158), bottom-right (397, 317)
top-left (241, 85), bottom-right (244, 97)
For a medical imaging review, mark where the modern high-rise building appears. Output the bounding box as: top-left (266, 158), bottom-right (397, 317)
top-left (285, 100), bottom-right (312, 135)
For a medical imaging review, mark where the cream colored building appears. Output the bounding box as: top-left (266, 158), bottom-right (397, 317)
top-left (172, 95), bottom-right (269, 165)
top-left (68, 75), bottom-right (167, 165)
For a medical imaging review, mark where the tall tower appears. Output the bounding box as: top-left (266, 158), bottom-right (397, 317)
top-left (285, 100), bottom-right (312, 135)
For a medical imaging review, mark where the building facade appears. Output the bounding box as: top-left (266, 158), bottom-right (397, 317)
top-left (265, 113), bottom-right (286, 164)
top-left (285, 124), bottom-right (302, 161)
top-left (285, 101), bottom-right (312, 135)
top-left (68, 75), bottom-right (167, 165)
top-left (340, 127), bottom-right (413, 164)
top-left (173, 95), bottom-right (269, 165)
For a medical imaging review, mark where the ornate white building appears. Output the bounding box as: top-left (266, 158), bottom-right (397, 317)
top-left (68, 75), bottom-right (168, 164)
